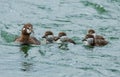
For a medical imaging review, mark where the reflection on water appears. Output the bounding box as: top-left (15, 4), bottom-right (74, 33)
top-left (58, 43), bottom-right (69, 50)
top-left (19, 45), bottom-right (35, 72)
top-left (83, 45), bottom-right (94, 51)
top-left (20, 45), bottom-right (31, 57)
top-left (21, 61), bottom-right (33, 72)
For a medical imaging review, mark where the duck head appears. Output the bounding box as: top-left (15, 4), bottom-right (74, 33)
top-left (57, 32), bottom-right (76, 44)
top-left (22, 23), bottom-right (33, 35)
top-left (58, 32), bottom-right (67, 37)
top-left (42, 31), bottom-right (54, 38)
top-left (42, 31), bottom-right (55, 43)
top-left (82, 34), bottom-right (95, 46)
top-left (88, 29), bottom-right (95, 34)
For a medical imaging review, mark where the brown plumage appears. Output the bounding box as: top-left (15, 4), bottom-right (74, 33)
top-left (42, 31), bottom-right (57, 43)
top-left (88, 29), bottom-right (105, 40)
top-left (15, 23), bottom-right (40, 45)
top-left (83, 29), bottom-right (108, 46)
top-left (42, 31), bottom-right (53, 38)
top-left (56, 32), bottom-right (76, 44)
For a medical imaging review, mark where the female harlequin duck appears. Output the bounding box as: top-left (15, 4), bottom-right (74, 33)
top-left (82, 29), bottom-right (108, 46)
top-left (56, 32), bottom-right (76, 44)
top-left (15, 23), bottom-right (40, 45)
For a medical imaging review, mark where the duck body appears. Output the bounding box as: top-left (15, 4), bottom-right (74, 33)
top-left (15, 23), bottom-right (40, 45)
top-left (56, 32), bottom-right (76, 45)
top-left (83, 29), bottom-right (108, 46)
top-left (42, 31), bottom-right (58, 44)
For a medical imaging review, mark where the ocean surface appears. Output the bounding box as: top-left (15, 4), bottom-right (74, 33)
top-left (0, 0), bottom-right (120, 77)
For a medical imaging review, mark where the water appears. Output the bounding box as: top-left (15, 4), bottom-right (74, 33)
top-left (0, 0), bottom-right (120, 77)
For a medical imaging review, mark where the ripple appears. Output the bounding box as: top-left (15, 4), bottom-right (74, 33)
top-left (81, 1), bottom-right (107, 14)
top-left (106, 68), bottom-right (120, 73)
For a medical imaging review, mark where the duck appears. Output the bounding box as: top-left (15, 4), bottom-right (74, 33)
top-left (15, 23), bottom-right (40, 45)
top-left (82, 29), bottom-right (108, 46)
top-left (42, 31), bottom-right (58, 44)
top-left (56, 32), bottom-right (76, 45)
top-left (88, 29), bottom-right (105, 40)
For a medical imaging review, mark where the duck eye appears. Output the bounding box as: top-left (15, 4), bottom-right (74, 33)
top-left (29, 27), bottom-right (31, 29)
top-left (28, 27), bottom-right (31, 29)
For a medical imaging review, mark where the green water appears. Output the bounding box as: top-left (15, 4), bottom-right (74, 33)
top-left (0, 0), bottom-right (120, 77)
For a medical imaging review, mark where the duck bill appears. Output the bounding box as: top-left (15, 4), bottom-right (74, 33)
top-left (42, 35), bottom-right (46, 38)
top-left (82, 39), bottom-right (87, 41)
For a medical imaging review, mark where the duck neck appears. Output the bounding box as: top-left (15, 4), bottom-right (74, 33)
top-left (21, 34), bottom-right (30, 41)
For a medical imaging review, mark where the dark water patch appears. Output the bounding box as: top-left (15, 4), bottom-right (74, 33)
top-left (20, 45), bottom-right (31, 57)
top-left (114, 62), bottom-right (120, 67)
top-left (82, 46), bottom-right (94, 52)
top-left (66, 14), bottom-right (82, 18)
top-left (92, 64), bottom-right (102, 67)
top-left (77, 67), bottom-right (94, 71)
top-left (106, 68), bottom-right (120, 73)
top-left (58, 44), bottom-right (69, 50)
top-left (109, 0), bottom-right (120, 2)
top-left (100, 54), bottom-right (112, 58)
top-left (81, 1), bottom-right (107, 14)
top-left (37, 5), bottom-right (52, 11)
top-left (38, 49), bottom-right (46, 56)
top-left (109, 37), bottom-right (119, 40)
top-left (41, 23), bottom-right (64, 29)
top-left (61, 29), bottom-right (73, 32)
top-left (83, 45), bottom-right (94, 49)
top-left (66, 14), bottom-right (91, 19)
top-left (54, 19), bottom-right (71, 23)
top-left (1, 30), bottom-right (17, 43)
top-left (20, 61), bottom-right (33, 72)
top-left (93, 15), bottom-right (114, 19)
top-left (51, 23), bottom-right (68, 28)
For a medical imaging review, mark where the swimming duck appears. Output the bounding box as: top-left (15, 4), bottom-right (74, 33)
top-left (42, 31), bottom-right (58, 44)
top-left (56, 32), bottom-right (76, 44)
top-left (15, 23), bottom-right (40, 45)
top-left (88, 29), bottom-right (105, 40)
top-left (83, 29), bottom-right (108, 46)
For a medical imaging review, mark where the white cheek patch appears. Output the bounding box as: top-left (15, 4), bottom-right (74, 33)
top-left (83, 38), bottom-right (94, 46)
top-left (87, 38), bottom-right (94, 44)
top-left (60, 36), bottom-right (68, 42)
top-left (26, 29), bottom-right (31, 33)
top-left (56, 39), bottom-right (62, 44)
top-left (47, 35), bottom-right (54, 38)
top-left (83, 41), bottom-right (89, 45)
top-left (23, 28), bottom-right (25, 30)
